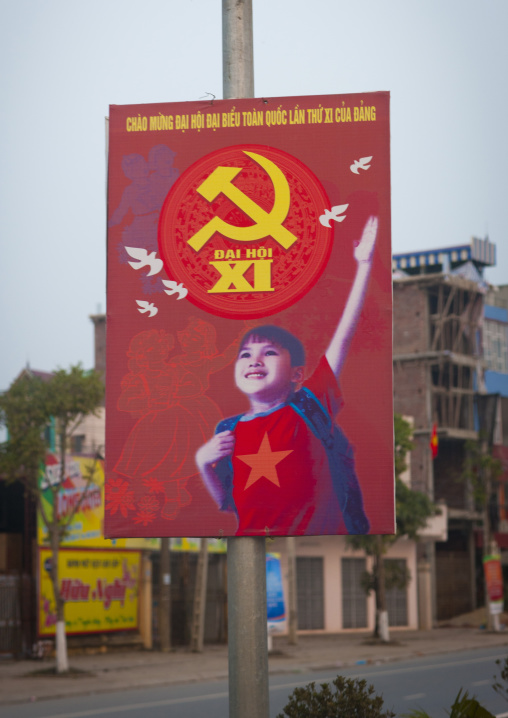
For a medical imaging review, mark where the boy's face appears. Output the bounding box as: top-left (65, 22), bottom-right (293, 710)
top-left (234, 339), bottom-right (303, 405)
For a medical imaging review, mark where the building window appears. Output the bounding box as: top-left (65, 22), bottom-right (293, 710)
top-left (484, 319), bottom-right (508, 373)
top-left (341, 558), bottom-right (367, 628)
top-left (71, 435), bottom-right (85, 454)
top-left (384, 558), bottom-right (408, 626)
top-left (296, 557), bottom-right (324, 630)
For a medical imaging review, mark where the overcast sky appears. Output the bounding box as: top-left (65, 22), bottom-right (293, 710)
top-left (0, 0), bottom-right (506, 392)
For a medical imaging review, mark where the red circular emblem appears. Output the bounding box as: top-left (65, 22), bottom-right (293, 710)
top-left (158, 145), bottom-right (332, 319)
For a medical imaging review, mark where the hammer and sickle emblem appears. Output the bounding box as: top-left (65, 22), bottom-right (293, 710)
top-left (187, 151), bottom-right (298, 252)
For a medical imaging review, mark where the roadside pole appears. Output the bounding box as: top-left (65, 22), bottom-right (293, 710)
top-left (222, 3), bottom-right (270, 716)
top-left (222, 0), bottom-right (254, 99)
top-left (228, 538), bottom-right (269, 717)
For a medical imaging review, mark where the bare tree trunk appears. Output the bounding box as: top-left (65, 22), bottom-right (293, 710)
top-left (374, 536), bottom-right (389, 643)
top-left (53, 426), bottom-right (69, 672)
top-left (159, 537), bottom-right (171, 652)
top-left (286, 537), bottom-right (298, 645)
top-left (191, 539), bottom-right (208, 652)
top-left (49, 523), bottom-right (69, 673)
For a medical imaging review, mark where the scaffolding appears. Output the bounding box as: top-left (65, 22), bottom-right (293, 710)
top-left (427, 278), bottom-right (484, 433)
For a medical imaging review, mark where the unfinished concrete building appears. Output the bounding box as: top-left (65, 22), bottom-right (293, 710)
top-left (393, 238), bottom-right (496, 620)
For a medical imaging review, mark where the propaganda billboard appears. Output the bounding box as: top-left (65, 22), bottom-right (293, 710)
top-left (105, 93), bottom-right (393, 539)
top-left (38, 548), bottom-right (140, 636)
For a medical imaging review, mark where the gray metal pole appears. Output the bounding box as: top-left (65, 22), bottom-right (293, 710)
top-left (222, 0), bottom-right (254, 99)
top-left (228, 537), bottom-right (269, 718)
top-left (222, 4), bottom-right (269, 716)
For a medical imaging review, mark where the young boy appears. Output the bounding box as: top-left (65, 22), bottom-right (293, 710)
top-left (196, 216), bottom-right (378, 536)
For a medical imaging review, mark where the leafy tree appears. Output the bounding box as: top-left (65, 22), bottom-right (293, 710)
top-left (347, 414), bottom-right (436, 642)
top-left (463, 438), bottom-right (503, 631)
top-left (463, 437), bottom-right (502, 519)
top-left (0, 366), bottom-right (104, 672)
top-left (394, 412), bottom-right (414, 479)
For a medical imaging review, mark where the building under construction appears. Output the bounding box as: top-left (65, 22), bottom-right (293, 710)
top-left (393, 237), bottom-right (508, 620)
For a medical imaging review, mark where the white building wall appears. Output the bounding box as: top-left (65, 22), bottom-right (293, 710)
top-left (270, 534), bottom-right (418, 634)
top-left (70, 408), bottom-right (105, 455)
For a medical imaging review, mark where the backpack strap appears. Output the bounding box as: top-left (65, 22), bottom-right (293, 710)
top-left (214, 414), bottom-right (242, 514)
top-left (289, 388), bottom-right (370, 534)
top-left (289, 387), bottom-right (334, 446)
top-left (216, 415), bottom-right (242, 433)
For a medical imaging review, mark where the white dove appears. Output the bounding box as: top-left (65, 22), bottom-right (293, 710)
top-left (125, 247), bottom-right (163, 276)
top-left (162, 279), bottom-right (188, 300)
top-left (350, 156), bottom-right (373, 174)
top-left (319, 204), bottom-right (349, 228)
top-left (136, 300), bottom-right (158, 317)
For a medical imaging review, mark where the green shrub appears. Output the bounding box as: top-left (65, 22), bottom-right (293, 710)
top-left (493, 656), bottom-right (508, 703)
top-left (276, 675), bottom-right (395, 718)
top-left (402, 689), bottom-right (495, 718)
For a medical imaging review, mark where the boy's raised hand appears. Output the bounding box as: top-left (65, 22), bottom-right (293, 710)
top-left (196, 430), bottom-right (235, 469)
top-left (354, 216), bottom-right (378, 264)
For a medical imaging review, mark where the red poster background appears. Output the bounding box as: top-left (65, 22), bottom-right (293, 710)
top-left (105, 93), bottom-right (393, 538)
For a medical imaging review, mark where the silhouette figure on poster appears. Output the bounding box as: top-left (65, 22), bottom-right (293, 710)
top-left (147, 144), bottom-right (179, 208)
top-left (109, 145), bottom-right (179, 294)
top-left (115, 320), bottom-right (241, 521)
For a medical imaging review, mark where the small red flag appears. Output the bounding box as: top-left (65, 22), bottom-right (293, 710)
top-left (430, 423), bottom-right (438, 459)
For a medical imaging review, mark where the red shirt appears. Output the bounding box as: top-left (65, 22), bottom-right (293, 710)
top-left (231, 357), bottom-right (346, 536)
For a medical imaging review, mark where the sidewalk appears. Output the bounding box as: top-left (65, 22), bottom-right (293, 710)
top-left (2, 625), bottom-right (508, 707)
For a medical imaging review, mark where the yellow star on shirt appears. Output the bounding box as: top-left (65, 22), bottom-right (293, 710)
top-left (237, 432), bottom-right (293, 489)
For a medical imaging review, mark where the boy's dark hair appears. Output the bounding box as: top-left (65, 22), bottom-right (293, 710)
top-left (239, 325), bottom-right (305, 367)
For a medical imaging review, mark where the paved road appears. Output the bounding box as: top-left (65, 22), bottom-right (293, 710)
top-left (2, 646), bottom-right (508, 718)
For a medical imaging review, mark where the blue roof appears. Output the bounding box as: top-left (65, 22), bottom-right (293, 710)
top-left (392, 237), bottom-right (496, 271)
top-left (485, 304), bottom-right (508, 323)
top-left (484, 371), bottom-right (508, 397)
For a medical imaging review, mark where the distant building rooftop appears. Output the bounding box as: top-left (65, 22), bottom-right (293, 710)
top-left (18, 367), bottom-right (54, 383)
top-left (392, 236), bottom-right (495, 277)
